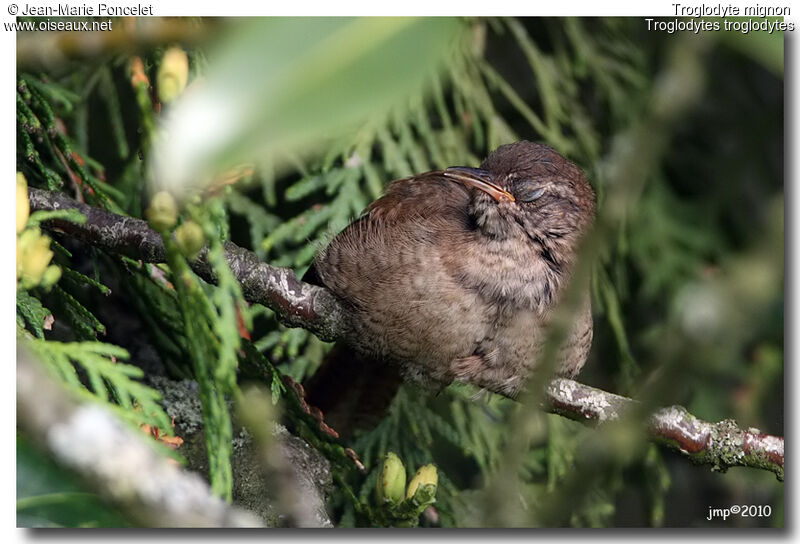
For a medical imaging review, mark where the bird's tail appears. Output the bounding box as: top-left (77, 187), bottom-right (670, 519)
top-left (303, 343), bottom-right (402, 436)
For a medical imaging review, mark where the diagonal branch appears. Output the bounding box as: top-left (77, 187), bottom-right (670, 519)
top-left (28, 188), bottom-right (784, 480)
top-left (17, 348), bottom-right (262, 527)
top-left (27, 188), bottom-right (349, 343)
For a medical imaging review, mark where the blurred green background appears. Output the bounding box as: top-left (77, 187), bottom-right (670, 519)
top-left (16, 17), bottom-right (783, 527)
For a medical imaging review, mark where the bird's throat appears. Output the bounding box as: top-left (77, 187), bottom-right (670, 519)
top-left (469, 196), bottom-right (512, 240)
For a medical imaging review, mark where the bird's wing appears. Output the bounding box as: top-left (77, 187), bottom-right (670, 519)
top-left (360, 170), bottom-right (470, 223)
top-left (307, 170), bottom-right (473, 301)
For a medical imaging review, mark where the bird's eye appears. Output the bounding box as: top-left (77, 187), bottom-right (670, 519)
top-left (515, 184), bottom-right (545, 203)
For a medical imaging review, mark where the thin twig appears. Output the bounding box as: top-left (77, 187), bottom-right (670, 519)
top-left (28, 188), bottom-right (785, 478)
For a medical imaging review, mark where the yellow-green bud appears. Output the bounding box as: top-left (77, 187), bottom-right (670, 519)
top-left (406, 464), bottom-right (438, 500)
top-left (376, 452), bottom-right (406, 505)
top-left (175, 220), bottom-right (205, 259)
top-left (145, 191), bottom-right (178, 231)
top-left (41, 264), bottom-right (62, 288)
top-left (17, 228), bottom-right (54, 287)
top-left (157, 47), bottom-right (189, 104)
top-left (17, 173), bottom-right (29, 234)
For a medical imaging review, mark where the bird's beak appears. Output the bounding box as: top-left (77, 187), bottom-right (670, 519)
top-left (444, 167), bottom-right (515, 203)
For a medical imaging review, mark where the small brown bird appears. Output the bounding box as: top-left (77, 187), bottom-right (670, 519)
top-left (304, 141), bottom-right (595, 431)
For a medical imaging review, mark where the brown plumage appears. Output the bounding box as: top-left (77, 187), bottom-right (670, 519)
top-left (304, 141), bottom-right (595, 432)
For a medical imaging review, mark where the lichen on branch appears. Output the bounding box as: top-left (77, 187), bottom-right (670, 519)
top-left (545, 379), bottom-right (783, 480)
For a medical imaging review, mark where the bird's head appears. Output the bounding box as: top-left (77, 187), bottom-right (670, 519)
top-left (443, 141), bottom-right (595, 256)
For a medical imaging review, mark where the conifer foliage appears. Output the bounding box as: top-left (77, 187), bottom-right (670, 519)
top-left (16, 17), bottom-right (783, 527)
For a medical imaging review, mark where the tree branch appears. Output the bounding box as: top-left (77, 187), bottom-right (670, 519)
top-left (17, 348), bottom-right (262, 527)
top-left (28, 188), bottom-right (349, 342)
top-left (545, 379), bottom-right (783, 480)
top-left (28, 188), bottom-right (784, 479)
